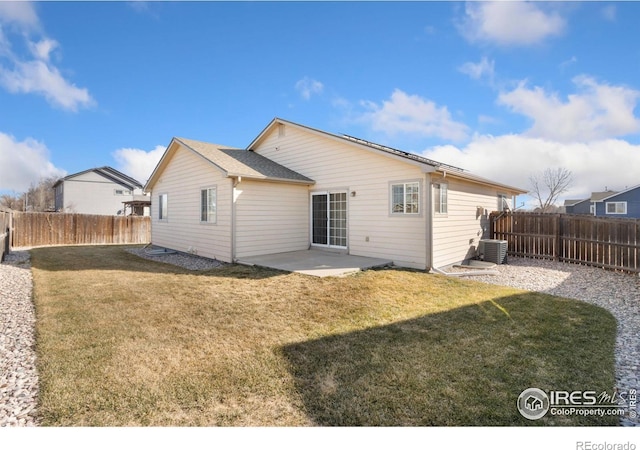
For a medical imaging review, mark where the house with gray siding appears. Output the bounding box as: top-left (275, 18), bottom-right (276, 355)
top-left (53, 166), bottom-right (149, 216)
top-left (144, 118), bottom-right (526, 270)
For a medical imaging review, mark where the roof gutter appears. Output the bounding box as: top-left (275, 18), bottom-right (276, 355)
top-left (437, 168), bottom-right (527, 195)
top-left (226, 173), bottom-right (315, 185)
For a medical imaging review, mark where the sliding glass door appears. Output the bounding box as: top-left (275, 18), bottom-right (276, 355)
top-left (311, 192), bottom-right (347, 248)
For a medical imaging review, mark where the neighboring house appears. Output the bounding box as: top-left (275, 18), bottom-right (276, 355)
top-left (53, 166), bottom-right (150, 216)
top-left (566, 191), bottom-right (616, 216)
top-left (565, 187), bottom-right (640, 218)
top-left (144, 118), bottom-right (526, 270)
top-left (562, 199), bottom-right (582, 214)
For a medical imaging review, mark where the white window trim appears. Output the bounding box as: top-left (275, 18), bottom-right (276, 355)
top-left (158, 193), bottom-right (168, 221)
top-left (433, 182), bottom-right (448, 215)
top-left (389, 180), bottom-right (421, 216)
top-left (200, 186), bottom-right (217, 224)
top-left (605, 201), bottom-right (627, 215)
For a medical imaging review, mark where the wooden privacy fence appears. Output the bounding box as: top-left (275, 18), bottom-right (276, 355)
top-left (0, 208), bottom-right (11, 261)
top-left (490, 212), bottom-right (640, 273)
top-left (12, 212), bottom-right (151, 248)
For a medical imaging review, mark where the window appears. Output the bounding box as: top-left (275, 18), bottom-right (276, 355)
top-left (497, 194), bottom-right (508, 212)
top-left (590, 204), bottom-right (595, 215)
top-left (391, 182), bottom-right (420, 214)
top-left (158, 193), bottom-right (168, 220)
top-left (200, 187), bottom-right (217, 223)
top-left (606, 202), bottom-right (627, 214)
top-left (434, 183), bottom-right (448, 214)
top-left (114, 189), bottom-right (131, 196)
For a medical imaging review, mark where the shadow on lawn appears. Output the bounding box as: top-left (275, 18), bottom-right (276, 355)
top-left (280, 294), bottom-right (618, 427)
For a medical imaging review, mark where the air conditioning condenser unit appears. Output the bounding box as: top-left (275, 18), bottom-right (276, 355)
top-left (478, 239), bottom-right (508, 264)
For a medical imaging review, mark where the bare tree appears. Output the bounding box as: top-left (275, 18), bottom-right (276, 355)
top-left (0, 193), bottom-right (24, 210)
top-left (1, 177), bottom-right (59, 212)
top-left (25, 176), bottom-right (58, 212)
top-left (529, 167), bottom-right (573, 213)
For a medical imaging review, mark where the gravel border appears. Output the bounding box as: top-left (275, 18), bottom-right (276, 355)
top-left (458, 257), bottom-right (640, 426)
top-left (0, 251), bottom-right (38, 427)
top-left (125, 247), bottom-right (226, 271)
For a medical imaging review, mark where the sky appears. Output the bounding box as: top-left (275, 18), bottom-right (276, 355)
top-left (1, 1), bottom-right (640, 208)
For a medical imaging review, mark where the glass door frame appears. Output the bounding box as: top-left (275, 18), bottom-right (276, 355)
top-left (310, 191), bottom-right (348, 250)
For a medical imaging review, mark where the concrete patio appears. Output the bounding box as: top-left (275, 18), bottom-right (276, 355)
top-left (237, 249), bottom-right (393, 277)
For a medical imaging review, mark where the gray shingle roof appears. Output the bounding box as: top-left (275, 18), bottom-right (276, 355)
top-left (54, 166), bottom-right (143, 189)
top-left (590, 191), bottom-right (617, 201)
top-left (175, 137), bottom-right (314, 184)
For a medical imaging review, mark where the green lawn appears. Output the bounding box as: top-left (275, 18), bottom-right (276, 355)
top-left (30, 245), bottom-right (618, 426)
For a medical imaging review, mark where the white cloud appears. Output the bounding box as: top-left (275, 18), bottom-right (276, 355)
top-left (0, 59), bottom-right (94, 111)
top-left (498, 76), bottom-right (640, 142)
top-left (295, 77), bottom-right (324, 100)
top-left (359, 89), bottom-right (469, 142)
top-left (0, 2), bottom-right (40, 29)
top-left (0, 132), bottom-right (65, 192)
top-left (477, 114), bottom-right (500, 125)
top-left (112, 145), bottom-right (166, 185)
top-left (422, 135), bottom-right (640, 204)
top-left (28, 38), bottom-right (58, 61)
top-left (459, 56), bottom-right (495, 81)
top-left (559, 55), bottom-right (577, 71)
top-left (0, 3), bottom-right (94, 111)
top-left (459, 2), bottom-right (565, 46)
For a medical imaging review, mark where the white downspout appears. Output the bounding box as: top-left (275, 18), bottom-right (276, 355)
top-left (231, 177), bottom-right (238, 262)
top-left (426, 173), bottom-right (433, 271)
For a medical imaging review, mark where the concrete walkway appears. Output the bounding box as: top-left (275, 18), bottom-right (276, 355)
top-left (237, 249), bottom-right (393, 277)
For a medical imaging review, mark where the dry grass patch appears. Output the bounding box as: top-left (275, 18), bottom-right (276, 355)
top-left (31, 245), bottom-right (618, 426)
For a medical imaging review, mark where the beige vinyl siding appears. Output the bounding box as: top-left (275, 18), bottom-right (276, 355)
top-left (431, 176), bottom-right (503, 268)
top-left (235, 180), bottom-right (309, 258)
top-left (254, 124), bottom-right (427, 269)
top-left (149, 145), bottom-right (233, 262)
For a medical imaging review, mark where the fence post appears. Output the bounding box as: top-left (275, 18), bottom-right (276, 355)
top-left (555, 214), bottom-right (561, 261)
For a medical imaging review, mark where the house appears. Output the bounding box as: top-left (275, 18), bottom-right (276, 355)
top-left (562, 199), bottom-right (582, 214)
top-left (565, 191), bottom-right (616, 216)
top-left (565, 187), bottom-right (640, 218)
top-left (144, 118), bottom-right (526, 270)
top-left (524, 395), bottom-right (544, 412)
top-left (53, 166), bottom-right (150, 216)
top-left (593, 185), bottom-right (640, 218)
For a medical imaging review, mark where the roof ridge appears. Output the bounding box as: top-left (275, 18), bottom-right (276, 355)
top-left (340, 134), bottom-right (466, 173)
